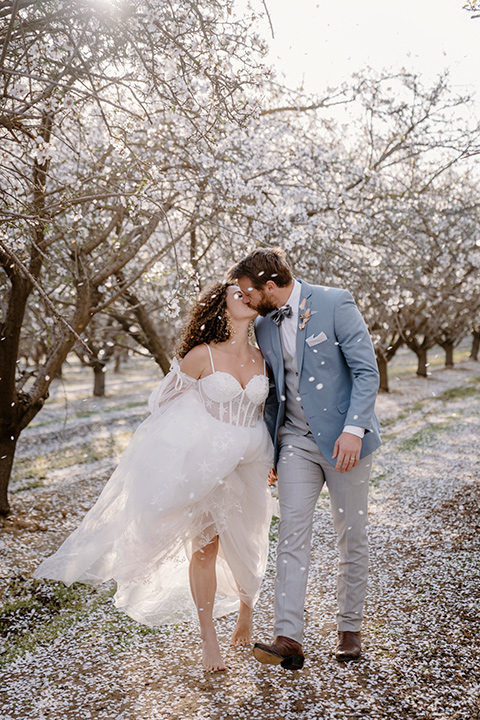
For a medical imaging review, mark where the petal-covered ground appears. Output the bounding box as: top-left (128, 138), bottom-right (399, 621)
top-left (1, 357), bottom-right (479, 720)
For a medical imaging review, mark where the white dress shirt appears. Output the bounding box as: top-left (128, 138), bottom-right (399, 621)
top-left (278, 280), bottom-right (364, 439)
top-left (279, 280), bottom-right (301, 358)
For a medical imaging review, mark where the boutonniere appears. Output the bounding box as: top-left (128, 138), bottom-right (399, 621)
top-left (299, 298), bottom-right (311, 330)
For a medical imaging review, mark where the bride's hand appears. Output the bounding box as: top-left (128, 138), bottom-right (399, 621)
top-left (267, 467), bottom-right (277, 486)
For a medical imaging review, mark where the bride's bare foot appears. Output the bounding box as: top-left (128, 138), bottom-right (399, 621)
top-left (230, 603), bottom-right (253, 646)
top-left (201, 632), bottom-right (226, 672)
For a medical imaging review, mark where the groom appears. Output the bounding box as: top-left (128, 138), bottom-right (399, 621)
top-left (229, 247), bottom-right (381, 669)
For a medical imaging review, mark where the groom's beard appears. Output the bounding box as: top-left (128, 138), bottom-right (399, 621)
top-left (251, 290), bottom-right (278, 317)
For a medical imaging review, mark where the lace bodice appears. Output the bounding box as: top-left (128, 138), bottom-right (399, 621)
top-left (148, 348), bottom-right (269, 428)
top-left (198, 371), bottom-right (269, 427)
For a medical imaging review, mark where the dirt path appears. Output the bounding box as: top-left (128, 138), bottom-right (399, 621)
top-left (1, 359), bottom-right (479, 720)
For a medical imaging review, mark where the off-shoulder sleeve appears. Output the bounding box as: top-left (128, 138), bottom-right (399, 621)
top-left (148, 358), bottom-right (198, 415)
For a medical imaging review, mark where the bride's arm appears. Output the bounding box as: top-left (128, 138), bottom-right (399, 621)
top-left (148, 345), bottom-right (209, 415)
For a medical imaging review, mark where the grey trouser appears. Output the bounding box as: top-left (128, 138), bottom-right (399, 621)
top-left (274, 432), bottom-right (372, 642)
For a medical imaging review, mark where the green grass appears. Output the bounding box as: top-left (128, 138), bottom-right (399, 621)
top-left (387, 341), bottom-right (473, 379)
top-left (380, 400), bottom-right (427, 428)
top-left (75, 399), bottom-right (148, 420)
top-left (370, 468), bottom-right (394, 488)
top-left (0, 575), bottom-right (113, 667)
top-left (433, 378), bottom-right (480, 403)
top-left (395, 420), bottom-right (453, 453)
top-left (0, 574), bottom-right (169, 667)
top-left (13, 478), bottom-right (45, 493)
top-left (269, 515), bottom-right (279, 543)
top-left (11, 431), bottom-right (133, 490)
top-left (380, 375), bottom-right (480, 438)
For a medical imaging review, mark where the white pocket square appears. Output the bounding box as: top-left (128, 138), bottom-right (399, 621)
top-left (306, 332), bottom-right (328, 347)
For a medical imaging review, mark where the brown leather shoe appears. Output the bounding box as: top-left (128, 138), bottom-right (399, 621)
top-left (336, 630), bottom-right (361, 661)
top-left (253, 635), bottom-right (304, 670)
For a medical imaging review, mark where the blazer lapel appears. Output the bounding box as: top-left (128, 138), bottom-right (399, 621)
top-left (268, 319), bottom-right (284, 392)
top-left (296, 281), bottom-right (313, 378)
top-left (256, 315), bottom-right (284, 388)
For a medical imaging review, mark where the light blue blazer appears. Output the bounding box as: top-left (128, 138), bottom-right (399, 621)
top-left (255, 281), bottom-right (382, 467)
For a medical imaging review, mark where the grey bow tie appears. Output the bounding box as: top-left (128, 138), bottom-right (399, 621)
top-left (271, 304), bottom-right (293, 326)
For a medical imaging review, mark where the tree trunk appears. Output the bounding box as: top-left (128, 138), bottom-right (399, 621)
top-left (0, 270), bottom-right (35, 517)
top-left (0, 433), bottom-right (18, 517)
top-left (471, 331), bottom-right (480, 362)
top-left (113, 275), bottom-right (171, 375)
top-left (0, 280), bottom-right (91, 513)
top-left (93, 362), bottom-right (106, 397)
top-left (377, 354), bottom-right (389, 393)
top-left (114, 351), bottom-right (122, 373)
top-left (416, 347), bottom-right (428, 377)
top-left (443, 341), bottom-right (454, 368)
top-left (114, 347), bottom-right (128, 373)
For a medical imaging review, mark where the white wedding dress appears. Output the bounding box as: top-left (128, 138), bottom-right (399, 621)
top-left (33, 346), bottom-right (274, 626)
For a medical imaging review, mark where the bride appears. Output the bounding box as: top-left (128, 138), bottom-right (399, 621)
top-left (33, 281), bottom-right (275, 672)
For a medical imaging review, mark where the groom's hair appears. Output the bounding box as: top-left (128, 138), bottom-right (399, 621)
top-left (228, 246), bottom-right (293, 289)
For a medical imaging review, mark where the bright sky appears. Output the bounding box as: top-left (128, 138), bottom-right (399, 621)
top-left (257, 0), bottom-right (480, 107)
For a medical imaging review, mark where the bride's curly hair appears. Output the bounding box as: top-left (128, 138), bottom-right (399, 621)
top-left (176, 281), bottom-right (234, 359)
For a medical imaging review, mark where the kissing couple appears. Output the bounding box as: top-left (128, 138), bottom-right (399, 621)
top-left (34, 246), bottom-right (381, 672)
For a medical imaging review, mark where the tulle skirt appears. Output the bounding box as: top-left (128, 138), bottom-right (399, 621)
top-left (33, 389), bottom-right (275, 625)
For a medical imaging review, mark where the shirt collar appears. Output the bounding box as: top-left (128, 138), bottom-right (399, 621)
top-left (283, 279), bottom-right (301, 313)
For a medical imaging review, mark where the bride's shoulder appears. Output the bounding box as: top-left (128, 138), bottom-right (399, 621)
top-left (179, 344), bottom-right (210, 380)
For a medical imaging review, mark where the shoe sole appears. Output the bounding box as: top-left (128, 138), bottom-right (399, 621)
top-left (281, 655), bottom-right (304, 670)
top-left (335, 653), bottom-right (361, 663)
top-left (253, 647), bottom-right (304, 670)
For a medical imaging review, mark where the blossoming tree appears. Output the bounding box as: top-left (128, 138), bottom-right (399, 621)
top-left (0, 0), bottom-right (272, 515)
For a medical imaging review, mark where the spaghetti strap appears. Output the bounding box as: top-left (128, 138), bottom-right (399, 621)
top-left (263, 357), bottom-right (266, 375)
top-left (204, 343), bottom-right (215, 372)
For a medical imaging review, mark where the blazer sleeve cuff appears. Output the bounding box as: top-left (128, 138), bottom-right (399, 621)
top-left (343, 425), bottom-right (365, 438)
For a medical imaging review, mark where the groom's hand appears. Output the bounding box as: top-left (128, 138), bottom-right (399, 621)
top-left (267, 467), bottom-right (278, 486)
top-left (333, 432), bottom-right (362, 473)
